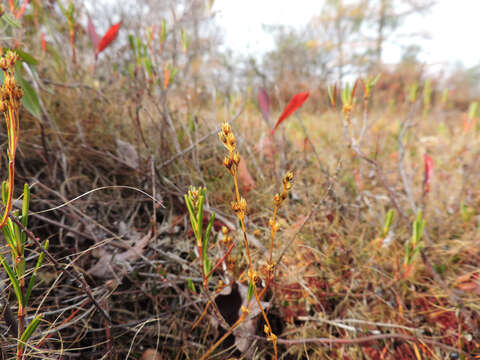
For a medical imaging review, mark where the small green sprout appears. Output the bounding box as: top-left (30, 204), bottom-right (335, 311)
top-left (382, 209), bottom-right (395, 238)
top-left (184, 187), bottom-right (216, 285)
top-left (404, 210), bottom-right (425, 267)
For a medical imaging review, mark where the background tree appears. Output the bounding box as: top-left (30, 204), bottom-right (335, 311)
top-left (367, 0), bottom-right (436, 67)
top-left (310, 0), bottom-right (368, 81)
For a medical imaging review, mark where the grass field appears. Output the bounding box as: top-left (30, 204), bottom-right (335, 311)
top-left (1, 2), bottom-right (480, 359)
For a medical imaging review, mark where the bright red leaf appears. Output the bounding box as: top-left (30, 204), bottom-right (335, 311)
top-left (9, 0), bottom-right (29, 19)
top-left (271, 92), bottom-right (309, 135)
top-left (15, 0), bottom-right (29, 19)
top-left (423, 154), bottom-right (434, 193)
top-left (97, 22), bottom-right (121, 56)
top-left (87, 16), bottom-right (100, 51)
top-left (257, 87), bottom-right (270, 124)
top-left (163, 65), bottom-right (170, 89)
top-left (41, 32), bottom-right (46, 53)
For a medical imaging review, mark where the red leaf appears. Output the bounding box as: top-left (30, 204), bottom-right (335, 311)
top-left (15, 0), bottom-right (29, 19)
top-left (423, 154), bottom-right (434, 193)
top-left (163, 65), bottom-right (170, 89)
top-left (41, 32), bottom-right (46, 53)
top-left (257, 87), bottom-right (270, 124)
top-left (271, 92), bottom-right (309, 135)
top-left (97, 22), bottom-right (121, 55)
top-left (87, 16), bottom-right (100, 51)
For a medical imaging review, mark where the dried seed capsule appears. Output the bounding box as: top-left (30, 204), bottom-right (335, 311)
top-left (223, 156), bottom-right (233, 170)
top-left (264, 325), bottom-right (270, 335)
top-left (239, 197), bottom-right (247, 211)
top-left (248, 269), bottom-right (258, 282)
top-left (4, 76), bottom-right (16, 91)
top-left (218, 132), bottom-right (226, 144)
top-left (231, 200), bottom-right (239, 212)
top-left (0, 101), bottom-right (7, 113)
top-left (0, 58), bottom-right (8, 71)
top-left (283, 171), bottom-right (294, 184)
top-left (226, 133), bottom-right (236, 148)
top-left (273, 222), bottom-right (280, 232)
top-left (13, 87), bottom-right (23, 100)
top-left (1, 88), bottom-right (9, 101)
top-left (221, 122), bottom-right (231, 135)
top-left (232, 151), bottom-right (240, 165)
top-left (273, 193), bottom-right (281, 206)
top-left (6, 51), bottom-right (19, 67)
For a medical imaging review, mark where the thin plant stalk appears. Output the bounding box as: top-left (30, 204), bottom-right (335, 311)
top-left (199, 311), bottom-right (248, 360)
top-left (0, 51), bottom-right (22, 229)
top-left (218, 123), bottom-right (279, 359)
top-left (261, 171), bottom-right (293, 298)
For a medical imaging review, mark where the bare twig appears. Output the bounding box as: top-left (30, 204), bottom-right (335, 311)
top-left (253, 333), bottom-right (461, 354)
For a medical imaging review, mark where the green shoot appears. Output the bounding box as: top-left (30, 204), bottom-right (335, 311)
top-left (185, 186), bottom-right (216, 286)
top-left (382, 209), bottom-right (395, 238)
top-left (404, 211), bottom-right (425, 268)
top-left (1, 183), bottom-right (46, 359)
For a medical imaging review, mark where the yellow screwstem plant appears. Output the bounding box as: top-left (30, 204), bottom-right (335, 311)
top-left (0, 50), bottom-right (23, 229)
top-left (0, 50), bottom-right (46, 359)
top-left (191, 123), bottom-right (294, 359)
top-left (263, 171), bottom-right (293, 294)
top-left (217, 122), bottom-right (295, 359)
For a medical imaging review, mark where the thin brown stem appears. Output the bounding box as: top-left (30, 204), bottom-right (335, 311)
top-left (200, 313), bottom-right (247, 360)
top-left (268, 206), bottom-right (278, 267)
top-left (216, 123), bottom-right (278, 359)
top-left (234, 171), bottom-right (278, 359)
top-left (205, 242), bottom-right (235, 280)
top-left (252, 333), bottom-right (461, 354)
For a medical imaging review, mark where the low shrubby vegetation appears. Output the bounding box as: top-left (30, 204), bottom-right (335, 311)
top-left (0, 1), bottom-right (479, 359)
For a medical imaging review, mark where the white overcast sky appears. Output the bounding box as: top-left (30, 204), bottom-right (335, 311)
top-left (213, 1), bottom-right (480, 69)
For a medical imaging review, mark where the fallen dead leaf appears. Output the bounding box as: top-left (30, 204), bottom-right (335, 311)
top-left (456, 281), bottom-right (480, 294)
top-left (214, 280), bottom-right (270, 357)
top-left (116, 138), bottom-right (139, 169)
top-left (237, 159), bottom-right (255, 193)
top-left (88, 232), bottom-right (151, 280)
top-left (454, 271), bottom-right (480, 294)
top-left (141, 349), bottom-right (162, 360)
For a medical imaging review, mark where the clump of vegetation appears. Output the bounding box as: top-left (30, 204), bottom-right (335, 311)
top-left (0, 1), bottom-right (479, 359)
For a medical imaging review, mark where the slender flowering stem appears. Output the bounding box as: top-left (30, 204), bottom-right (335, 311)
top-left (217, 122), bottom-right (280, 359)
top-left (0, 51), bottom-right (22, 229)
